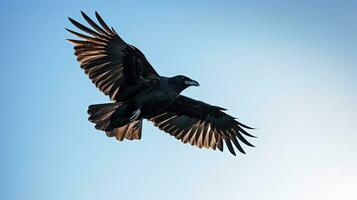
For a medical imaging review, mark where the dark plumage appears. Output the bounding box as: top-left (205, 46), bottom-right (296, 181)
top-left (67, 11), bottom-right (255, 155)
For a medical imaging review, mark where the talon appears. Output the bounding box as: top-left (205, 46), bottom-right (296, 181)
top-left (130, 108), bottom-right (141, 122)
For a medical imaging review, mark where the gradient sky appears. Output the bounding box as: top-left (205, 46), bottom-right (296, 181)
top-left (1, 0), bottom-right (356, 200)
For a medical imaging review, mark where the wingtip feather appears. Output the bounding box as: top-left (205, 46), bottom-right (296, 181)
top-left (66, 39), bottom-right (78, 44)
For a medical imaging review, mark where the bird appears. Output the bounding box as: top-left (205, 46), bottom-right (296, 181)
top-left (66, 11), bottom-right (255, 156)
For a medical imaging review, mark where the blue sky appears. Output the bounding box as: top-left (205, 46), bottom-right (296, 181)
top-left (1, 0), bottom-right (356, 200)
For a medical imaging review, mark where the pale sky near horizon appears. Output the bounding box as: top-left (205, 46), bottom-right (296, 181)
top-left (1, 1), bottom-right (356, 200)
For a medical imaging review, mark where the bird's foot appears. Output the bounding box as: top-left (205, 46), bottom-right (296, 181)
top-left (130, 108), bottom-right (141, 123)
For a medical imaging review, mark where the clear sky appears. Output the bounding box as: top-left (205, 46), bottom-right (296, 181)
top-left (1, 0), bottom-right (356, 200)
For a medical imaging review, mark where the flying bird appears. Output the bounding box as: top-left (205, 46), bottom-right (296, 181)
top-left (66, 11), bottom-right (255, 155)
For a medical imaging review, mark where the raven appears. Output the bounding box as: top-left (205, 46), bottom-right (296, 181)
top-left (67, 11), bottom-right (255, 155)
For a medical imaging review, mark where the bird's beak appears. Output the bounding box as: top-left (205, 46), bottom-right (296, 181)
top-left (184, 79), bottom-right (200, 87)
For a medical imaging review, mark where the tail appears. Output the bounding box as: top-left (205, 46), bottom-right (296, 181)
top-left (87, 103), bottom-right (142, 141)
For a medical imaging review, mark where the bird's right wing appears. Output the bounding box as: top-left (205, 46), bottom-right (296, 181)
top-left (66, 11), bottom-right (159, 101)
top-left (149, 95), bottom-right (255, 155)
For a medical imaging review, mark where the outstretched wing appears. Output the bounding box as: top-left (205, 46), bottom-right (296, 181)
top-left (149, 95), bottom-right (255, 155)
top-left (66, 11), bottom-right (159, 101)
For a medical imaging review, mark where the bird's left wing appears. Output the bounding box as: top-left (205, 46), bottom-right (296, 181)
top-left (66, 11), bottom-right (159, 101)
top-left (149, 95), bottom-right (255, 155)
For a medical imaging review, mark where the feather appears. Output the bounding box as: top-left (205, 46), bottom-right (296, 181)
top-left (68, 17), bottom-right (102, 38)
top-left (95, 11), bottom-right (116, 36)
top-left (224, 136), bottom-right (236, 156)
top-left (81, 11), bottom-right (110, 36)
top-left (231, 136), bottom-right (245, 154)
top-left (217, 137), bottom-right (224, 152)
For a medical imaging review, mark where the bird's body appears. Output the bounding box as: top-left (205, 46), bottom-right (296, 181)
top-left (67, 11), bottom-right (255, 155)
top-left (130, 77), bottom-right (181, 118)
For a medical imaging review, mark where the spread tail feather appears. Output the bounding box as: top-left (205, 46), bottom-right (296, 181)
top-left (87, 103), bottom-right (142, 141)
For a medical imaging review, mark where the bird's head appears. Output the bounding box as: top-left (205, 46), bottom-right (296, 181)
top-left (169, 75), bottom-right (200, 92)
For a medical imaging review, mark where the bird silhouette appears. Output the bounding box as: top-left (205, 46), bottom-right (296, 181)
top-left (66, 11), bottom-right (255, 155)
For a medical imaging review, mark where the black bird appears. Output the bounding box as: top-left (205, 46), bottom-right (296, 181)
top-left (66, 11), bottom-right (255, 155)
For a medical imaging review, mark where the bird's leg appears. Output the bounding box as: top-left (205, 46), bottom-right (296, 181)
top-left (129, 108), bottom-right (141, 123)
